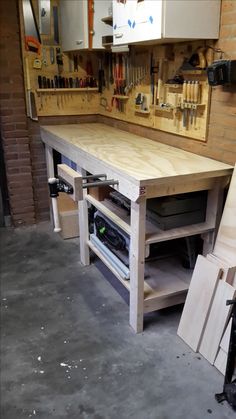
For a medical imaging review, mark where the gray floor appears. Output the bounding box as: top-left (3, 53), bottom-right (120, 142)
top-left (0, 223), bottom-right (235, 419)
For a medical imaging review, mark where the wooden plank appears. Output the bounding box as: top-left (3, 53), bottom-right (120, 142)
top-left (57, 193), bottom-right (78, 212)
top-left (199, 281), bottom-right (236, 364)
top-left (40, 127), bottom-right (140, 202)
top-left (40, 124), bottom-right (233, 184)
top-left (146, 221), bottom-right (214, 245)
top-left (129, 199), bottom-right (146, 333)
top-left (145, 177), bottom-right (220, 199)
top-left (202, 179), bottom-right (224, 255)
top-left (207, 253), bottom-right (236, 284)
top-left (144, 293), bottom-right (187, 313)
top-left (59, 210), bottom-right (79, 240)
top-left (177, 255), bottom-right (222, 352)
top-left (86, 195), bottom-right (131, 235)
top-left (57, 164), bottom-right (83, 201)
top-left (214, 165), bottom-right (236, 266)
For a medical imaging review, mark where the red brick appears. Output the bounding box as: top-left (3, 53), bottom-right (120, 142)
top-left (9, 187), bottom-right (34, 196)
top-left (4, 130), bottom-right (29, 139)
top-left (6, 159), bottom-right (31, 168)
top-left (16, 137), bottom-right (30, 145)
top-left (2, 123), bottom-right (15, 131)
top-left (0, 108), bottom-right (13, 116)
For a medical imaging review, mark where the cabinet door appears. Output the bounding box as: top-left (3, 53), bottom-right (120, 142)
top-left (129, 0), bottom-right (162, 43)
top-left (60, 0), bottom-right (88, 51)
top-left (93, 0), bottom-right (113, 49)
top-left (113, 0), bottom-right (136, 45)
top-left (163, 0), bottom-right (221, 40)
top-left (113, 0), bottom-right (162, 45)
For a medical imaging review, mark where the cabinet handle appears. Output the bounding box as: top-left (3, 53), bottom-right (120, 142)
top-left (76, 40), bottom-right (83, 45)
top-left (114, 33), bottom-right (123, 39)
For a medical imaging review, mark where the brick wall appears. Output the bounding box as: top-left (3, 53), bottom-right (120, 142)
top-left (208, 0), bottom-right (236, 164)
top-left (0, 0), bottom-right (235, 226)
top-left (0, 0), bottom-right (35, 225)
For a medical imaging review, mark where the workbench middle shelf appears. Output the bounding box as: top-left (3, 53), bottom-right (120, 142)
top-left (86, 193), bottom-right (214, 246)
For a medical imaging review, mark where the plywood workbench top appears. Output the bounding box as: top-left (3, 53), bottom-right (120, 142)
top-left (41, 123), bottom-right (232, 185)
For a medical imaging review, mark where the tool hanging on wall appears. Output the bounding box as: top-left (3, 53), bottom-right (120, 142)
top-left (37, 74), bottom-right (97, 89)
top-left (38, 0), bottom-right (51, 35)
top-left (56, 47), bottom-right (63, 74)
top-left (22, 0), bottom-right (41, 53)
top-left (207, 60), bottom-right (236, 86)
top-left (42, 47), bottom-right (47, 66)
top-left (50, 47), bottom-right (55, 64)
top-left (182, 80), bottom-right (187, 128)
top-left (98, 58), bottom-right (105, 93)
top-left (52, 6), bottom-right (59, 45)
top-left (150, 53), bottom-right (158, 105)
top-left (25, 57), bottom-right (38, 120)
top-left (189, 47), bottom-right (206, 69)
top-left (181, 80), bottom-right (200, 128)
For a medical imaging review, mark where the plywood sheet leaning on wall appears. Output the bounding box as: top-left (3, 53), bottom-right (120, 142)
top-left (199, 281), bottom-right (236, 364)
top-left (213, 164), bottom-right (236, 266)
top-left (177, 255), bottom-right (222, 352)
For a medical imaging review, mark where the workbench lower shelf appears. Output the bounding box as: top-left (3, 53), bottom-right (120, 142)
top-left (88, 238), bottom-right (191, 314)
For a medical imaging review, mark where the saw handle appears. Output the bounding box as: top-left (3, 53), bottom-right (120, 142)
top-left (25, 36), bottom-right (41, 54)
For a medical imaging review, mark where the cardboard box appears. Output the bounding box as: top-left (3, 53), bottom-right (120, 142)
top-left (57, 193), bottom-right (79, 239)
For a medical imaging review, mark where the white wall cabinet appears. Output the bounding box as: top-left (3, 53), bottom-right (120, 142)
top-left (113, 0), bottom-right (221, 46)
top-left (60, 0), bottom-right (112, 51)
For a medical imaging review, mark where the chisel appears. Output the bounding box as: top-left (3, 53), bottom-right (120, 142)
top-left (190, 81), bottom-right (195, 125)
top-left (182, 80), bottom-right (187, 127)
top-left (38, 75), bottom-right (42, 89)
top-left (42, 76), bottom-right (47, 88)
top-left (193, 81), bottom-right (200, 126)
top-left (54, 75), bottom-right (59, 88)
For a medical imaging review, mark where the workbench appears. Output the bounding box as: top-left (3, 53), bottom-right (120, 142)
top-left (40, 123), bottom-right (233, 333)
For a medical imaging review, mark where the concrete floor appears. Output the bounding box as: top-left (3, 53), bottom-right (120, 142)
top-left (0, 222), bottom-right (235, 419)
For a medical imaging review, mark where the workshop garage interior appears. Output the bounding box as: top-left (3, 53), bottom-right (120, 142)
top-left (1, 1), bottom-right (236, 418)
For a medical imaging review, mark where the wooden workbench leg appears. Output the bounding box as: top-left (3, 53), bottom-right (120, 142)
top-left (78, 168), bottom-right (90, 266)
top-left (202, 179), bottom-right (224, 256)
top-left (129, 199), bottom-right (146, 333)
